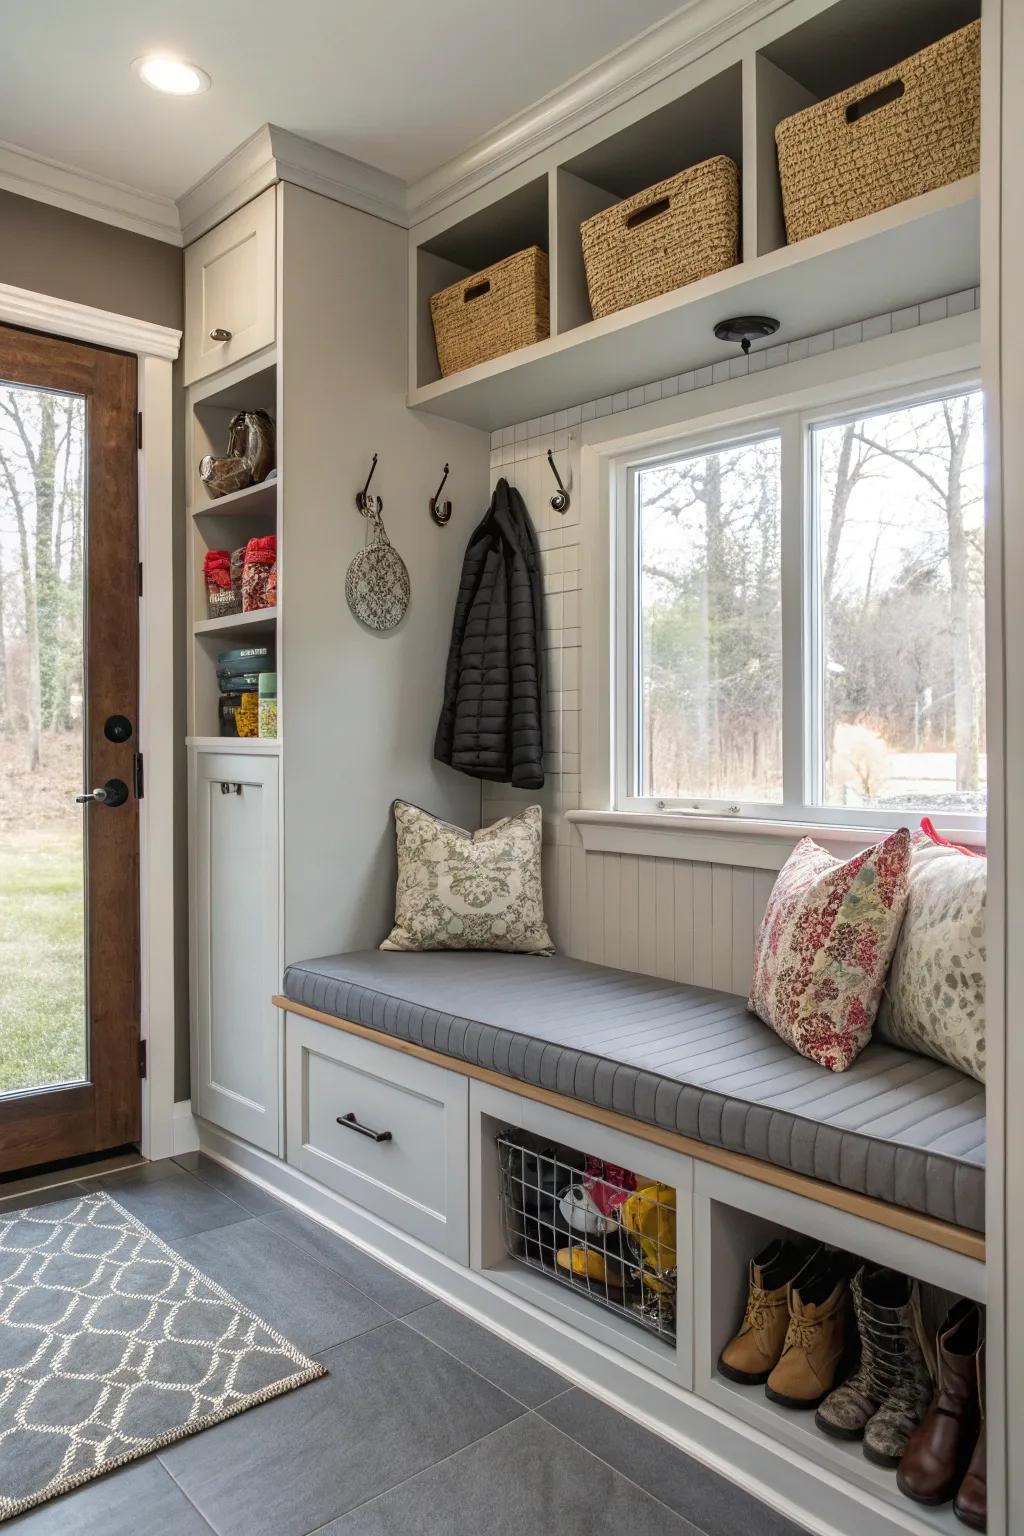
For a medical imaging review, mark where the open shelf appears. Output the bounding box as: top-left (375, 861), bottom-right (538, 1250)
top-left (190, 478), bottom-right (278, 520)
top-left (409, 176), bottom-right (978, 429)
top-left (415, 176), bottom-right (549, 389)
top-left (193, 608), bottom-right (277, 638)
top-left (186, 735), bottom-right (279, 752)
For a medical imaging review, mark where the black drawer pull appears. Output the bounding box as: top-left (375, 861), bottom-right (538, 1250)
top-left (336, 1111), bottom-right (392, 1143)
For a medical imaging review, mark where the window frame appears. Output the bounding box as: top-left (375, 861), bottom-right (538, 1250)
top-left (612, 371), bottom-right (986, 834)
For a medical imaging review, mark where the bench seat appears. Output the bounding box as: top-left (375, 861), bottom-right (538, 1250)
top-left (282, 950), bottom-right (986, 1234)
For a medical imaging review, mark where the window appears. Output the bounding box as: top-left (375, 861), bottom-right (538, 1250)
top-left (633, 434), bottom-right (783, 804)
top-left (617, 381), bottom-right (985, 829)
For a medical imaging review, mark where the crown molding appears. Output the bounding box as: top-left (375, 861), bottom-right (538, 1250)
top-left (0, 280), bottom-right (181, 359)
top-left (4, 0), bottom-right (787, 248)
top-left (0, 139), bottom-right (181, 245)
top-left (404, 0), bottom-right (785, 226)
top-left (176, 123), bottom-right (408, 243)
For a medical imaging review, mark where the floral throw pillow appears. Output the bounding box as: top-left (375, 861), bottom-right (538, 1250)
top-left (748, 829), bottom-right (912, 1072)
top-left (874, 840), bottom-right (986, 1082)
top-left (381, 801), bottom-right (554, 955)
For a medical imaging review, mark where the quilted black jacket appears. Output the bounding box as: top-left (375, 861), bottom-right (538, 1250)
top-left (434, 479), bottom-right (545, 789)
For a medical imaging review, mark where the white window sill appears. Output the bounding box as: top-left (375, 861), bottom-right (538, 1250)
top-left (565, 810), bottom-right (986, 870)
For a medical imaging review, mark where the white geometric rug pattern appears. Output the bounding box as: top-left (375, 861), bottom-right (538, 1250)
top-left (0, 1190), bottom-right (326, 1521)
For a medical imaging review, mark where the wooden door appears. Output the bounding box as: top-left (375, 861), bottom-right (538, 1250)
top-left (191, 749), bottom-right (280, 1152)
top-left (0, 325), bottom-right (140, 1173)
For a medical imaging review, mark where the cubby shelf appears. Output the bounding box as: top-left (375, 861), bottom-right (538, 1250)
top-left (189, 478), bottom-right (278, 520)
top-left (192, 608), bottom-right (277, 638)
top-left (409, 176), bottom-right (979, 430)
top-left (705, 1376), bottom-right (965, 1535)
top-left (186, 736), bottom-right (279, 752)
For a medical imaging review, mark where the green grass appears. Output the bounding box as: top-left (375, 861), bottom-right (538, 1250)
top-left (0, 826), bottom-right (86, 1095)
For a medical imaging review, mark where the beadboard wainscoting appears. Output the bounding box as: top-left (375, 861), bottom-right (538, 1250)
top-left (480, 286), bottom-right (980, 983)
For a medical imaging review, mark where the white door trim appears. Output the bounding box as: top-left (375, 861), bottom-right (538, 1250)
top-left (0, 281), bottom-right (183, 1162)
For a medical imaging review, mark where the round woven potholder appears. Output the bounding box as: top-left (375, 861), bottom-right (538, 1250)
top-left (345, 508), bottom-right (410, 632)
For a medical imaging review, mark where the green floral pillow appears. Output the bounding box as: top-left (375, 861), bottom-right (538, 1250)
top-left (381, 801), bottom-right (554, 954)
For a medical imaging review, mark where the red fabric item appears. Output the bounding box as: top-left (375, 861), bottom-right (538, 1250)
top-left (203, 549), bottom-right (232, 589)
top-left (244, 535), bottom-right (277, 566)
top-left (583, 1157), bottom-right (637, 1216)
top-left (919, 816), bottom-right (983, 858)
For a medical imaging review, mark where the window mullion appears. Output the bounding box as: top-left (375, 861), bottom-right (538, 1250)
top-left (779, 412), bottom-right (806, 813)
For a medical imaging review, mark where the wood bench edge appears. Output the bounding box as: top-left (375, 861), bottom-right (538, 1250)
top-left (273, 994), bottom-right (986, 1265)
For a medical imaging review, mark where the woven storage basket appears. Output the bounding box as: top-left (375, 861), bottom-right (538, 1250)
top-left (580, 156), bottom-right (739, 321)
top-left (775, 21), bottom-right (980, 245)
top-left (430, 247), bottom-right (549, 377)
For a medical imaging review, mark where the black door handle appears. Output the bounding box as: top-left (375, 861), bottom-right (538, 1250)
top-left (336, 1111), bottom-right (392, 1143)
top-left (76, 778), bottom-right (130, 807)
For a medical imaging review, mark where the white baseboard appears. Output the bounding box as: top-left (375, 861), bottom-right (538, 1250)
top-left (172, 1100), bottom-right (201, 1156)
top-left (195, 1120), bottom-right (945, 1536)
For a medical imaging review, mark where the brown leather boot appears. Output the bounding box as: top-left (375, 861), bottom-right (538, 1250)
top-left (954, 1344), bottom-right (986, 1531)
top-left (766, 1252), bottom-right (850, 1409)
top-left (898, 1300), bottom-right (981, 1506)
top-left (718, 1240), bottom-right (816, 1385)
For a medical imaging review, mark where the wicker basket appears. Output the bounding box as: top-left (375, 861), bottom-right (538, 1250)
top-left (580, 156), bottom-right (739, 321)
top-left (775, 21), bottom-right (980, 245)
top-left (430, 247), bottom-right (549, 377)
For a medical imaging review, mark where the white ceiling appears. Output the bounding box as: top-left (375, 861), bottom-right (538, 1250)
top-left (0, 0), bottom-right (684, 201)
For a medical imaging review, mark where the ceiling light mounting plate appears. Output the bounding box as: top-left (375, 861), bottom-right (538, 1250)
top-left (713, 315), bottom-right (781, 354)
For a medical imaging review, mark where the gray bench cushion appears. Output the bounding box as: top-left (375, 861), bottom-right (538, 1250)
top-left (283, 951), bottom-right (986, 1233)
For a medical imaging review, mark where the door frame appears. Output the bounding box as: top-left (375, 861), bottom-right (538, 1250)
top-left (0, 281), bottom-right (182, 1162)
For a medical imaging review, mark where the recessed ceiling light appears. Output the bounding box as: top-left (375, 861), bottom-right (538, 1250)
top-left (132, 55), bottom-right (211, 95)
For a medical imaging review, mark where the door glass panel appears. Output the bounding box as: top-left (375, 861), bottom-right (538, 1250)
top-left (0, 382), bottom-right (87, 1095)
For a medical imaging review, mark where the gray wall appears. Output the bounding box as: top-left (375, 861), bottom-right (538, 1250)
top-left (0, 190), bottom-right (191, 1102)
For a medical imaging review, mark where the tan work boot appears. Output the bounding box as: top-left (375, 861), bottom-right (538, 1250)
top-left (766, 1252), bottom-right (850, 1409)
top-left (718, 1240), bottom-right (817, 1386)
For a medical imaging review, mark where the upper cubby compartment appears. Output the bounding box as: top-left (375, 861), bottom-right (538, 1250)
top-left (555, 64), bottom-right (743, 334)
top-left (407, 0), bottom-right (981, 430)
top-left (189, 356), bottom-right (278, 513)
top-left (753, 0), bottom-right (981, 255)
top-left (415, 177), bottom-right (549, 388)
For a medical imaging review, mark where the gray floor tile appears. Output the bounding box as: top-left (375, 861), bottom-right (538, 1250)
top-left (258, 1204), bottom-right (431, 1317)
top-left (0, 1180), bottom-right (94, 1216)
top-left (7, 1457), bottom-right (213, 1534)
top-left (539, 1389), bottom-right (811, 1536)
top-left (82, 1165), bottom-right (250, 1242)
top-left (173, 1152), bottom-right (283, 1216)
top-left (321, 1410), bottom-right (697, 1536)
top-left (404, 1302), bottom-right (567, 1407)
top-left (173, 1217), bottom-right (390, 1354)
top-left (160, 1321), bottom-right (524, 1536)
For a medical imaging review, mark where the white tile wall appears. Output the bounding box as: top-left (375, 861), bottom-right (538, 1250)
top-left (482, 289), bottom-right (980, 974)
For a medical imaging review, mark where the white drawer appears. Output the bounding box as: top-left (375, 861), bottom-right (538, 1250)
top-left (285, 1015), bottom-right (469, 1260)
top-left (184, 187), bottom-right (276, 384)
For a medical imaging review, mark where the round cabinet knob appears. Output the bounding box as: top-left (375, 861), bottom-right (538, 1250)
top-left (209, 327), bottom-right (232, 342)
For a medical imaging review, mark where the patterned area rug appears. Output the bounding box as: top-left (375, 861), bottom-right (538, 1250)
top-left (0, 1190), bottom-right (326, 1521)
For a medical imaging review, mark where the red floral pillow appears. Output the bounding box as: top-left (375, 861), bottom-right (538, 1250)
top-left (748, 829), bottom-right (912, 1072)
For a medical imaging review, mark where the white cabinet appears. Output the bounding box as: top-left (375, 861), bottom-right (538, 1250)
top-left (190, 750), bottom-right (281, 1152)
top-left (184, 187), bottom-right (276, 385)
top-left (286, 1014), bottom-right (469, 1261)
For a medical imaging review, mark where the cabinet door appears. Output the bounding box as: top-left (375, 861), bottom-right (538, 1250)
top-left (191, 751), bottom-right (281, 1152)
top-left (184, 187), bottom-right (276, 385)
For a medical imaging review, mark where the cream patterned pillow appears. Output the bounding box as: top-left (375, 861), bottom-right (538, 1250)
top-left (381, 801), bottom-right (554, 954)
top-left (875, 842), bottom-right (986, 1081)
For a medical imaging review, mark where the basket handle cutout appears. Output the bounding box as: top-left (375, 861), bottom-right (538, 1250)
top-left (464, 279), bottom-right (491, 302)
top-left (625, 196), bottom-right (671, 231)
top-left (845, 77), bottom-right (905, 123)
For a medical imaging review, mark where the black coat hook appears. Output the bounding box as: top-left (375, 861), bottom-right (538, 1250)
top-left (356, 453), bottom-right (382, 516)
top-left (430, 463), bottom-right (452, 526)
top-left (547, 449), bottom-right (571, 514)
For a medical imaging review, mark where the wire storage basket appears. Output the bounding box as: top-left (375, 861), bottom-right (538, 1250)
top-left (496, 1129), bottom-right (677, 1344)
